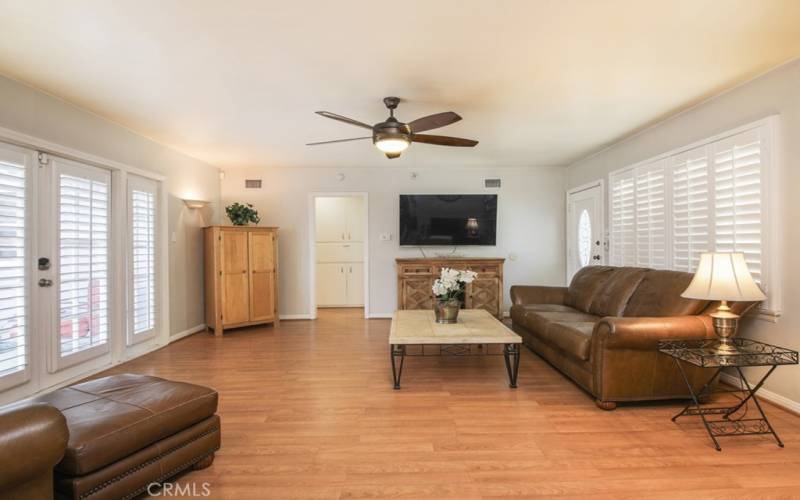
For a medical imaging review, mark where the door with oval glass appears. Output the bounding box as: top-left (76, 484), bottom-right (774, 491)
top-left (566, 181), bottom-right (604, 283)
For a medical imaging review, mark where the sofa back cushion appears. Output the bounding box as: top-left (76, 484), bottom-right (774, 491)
top-left (564, 266), bottom-right (615, 313)
top-left (624, 269), bottom-right (709, 317)
top-left (588, 267), bottom-right (647, 317)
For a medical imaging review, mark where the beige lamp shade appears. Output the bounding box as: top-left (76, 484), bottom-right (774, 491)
top-left (681, 252), bottom-right (766, 302)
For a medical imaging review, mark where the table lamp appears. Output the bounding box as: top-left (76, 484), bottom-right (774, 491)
top-left (681, 252), bottom-right (766, 354)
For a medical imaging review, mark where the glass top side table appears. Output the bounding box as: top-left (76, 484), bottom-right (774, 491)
top-left (659, 338), bottom-right (799, 451)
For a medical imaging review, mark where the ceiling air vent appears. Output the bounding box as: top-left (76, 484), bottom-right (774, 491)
top-left (484, 178), bottom-right (501, 188)
top-left (245, 179), bottom-right (262, 189)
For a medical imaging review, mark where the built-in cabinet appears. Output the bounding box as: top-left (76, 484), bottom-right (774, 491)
top-left (315, 197), bottom-right (365, 307)
top-left (204, 226), bottom-right (279, 335)
top-left (396, 258), bottom-right (505, 318)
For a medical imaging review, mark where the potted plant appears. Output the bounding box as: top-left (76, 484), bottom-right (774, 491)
top-left (432, 268), bottom-right (478, 324)
top-left (225, 202), bottom-right (261, 226)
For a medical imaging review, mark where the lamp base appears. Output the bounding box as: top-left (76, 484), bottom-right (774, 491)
top-left (710, 301), bottom-right (740, 355)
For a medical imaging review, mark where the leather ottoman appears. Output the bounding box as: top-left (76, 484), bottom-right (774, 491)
top-left (28, 374), bottom-right (220, 500)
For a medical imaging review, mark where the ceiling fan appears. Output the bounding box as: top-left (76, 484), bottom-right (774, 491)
top-left (307, 97), bottom-right (478, 159)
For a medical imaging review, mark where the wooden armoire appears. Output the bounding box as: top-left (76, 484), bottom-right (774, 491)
top-left (204, 226), bottom-right (279, 335)
top-left (396, 258), bottom-right (505, 318)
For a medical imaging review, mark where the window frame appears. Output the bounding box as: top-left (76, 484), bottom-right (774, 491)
top-left (607, 116), bottom-right (780, 319)
top-left (126, 175), bottom-right (160, 346)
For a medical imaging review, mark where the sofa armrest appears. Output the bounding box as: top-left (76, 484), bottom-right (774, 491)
top-left (593, 315), bottom-right (715, 351)
top-left (0, 403), bottom-right (69, 493)
top-left (509, 285), bottom-right (567, 306)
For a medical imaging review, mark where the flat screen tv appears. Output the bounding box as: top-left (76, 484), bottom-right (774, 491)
top-left (399, 194), bottom-right (497, 246)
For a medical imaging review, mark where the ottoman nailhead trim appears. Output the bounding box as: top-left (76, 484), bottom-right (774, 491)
top-left (78, 426), bottom-right (220, 500)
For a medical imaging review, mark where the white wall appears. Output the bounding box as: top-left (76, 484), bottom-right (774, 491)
top-left (221, 166), bottom-right (566, 317)
top-left (0, 75), bottom-right (220, 336)
top-left (567, 59), bottom-right (800, 408)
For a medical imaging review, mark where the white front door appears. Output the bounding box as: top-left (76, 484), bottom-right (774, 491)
top-left (566, 182), bottom-right (604, 282)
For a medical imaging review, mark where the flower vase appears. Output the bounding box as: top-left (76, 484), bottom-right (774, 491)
top-left (434, 298), bottom-right (461, 324)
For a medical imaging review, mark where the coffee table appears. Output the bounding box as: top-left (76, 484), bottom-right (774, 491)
top-left (389, 309), bottom-right (522, 389)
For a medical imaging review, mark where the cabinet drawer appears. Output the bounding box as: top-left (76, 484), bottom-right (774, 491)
top-left (399, 264), bottom-right (434, 275)
top-left (468, 264), bottom-right (499, 276)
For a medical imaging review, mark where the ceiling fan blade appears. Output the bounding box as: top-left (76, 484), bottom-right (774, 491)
top-left (407, 111), bottom-right (462, 133)
top-left (315, 111), bottom-right (374, 130)
top-left (306, 136), bottom-right (371, 146)
top-left (411, 134), bottom-right (478, 147)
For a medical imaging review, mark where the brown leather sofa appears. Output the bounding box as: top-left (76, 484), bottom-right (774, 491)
top-left (0, 403), bottom-right (69, 499)
top-left (510, 265), bottom-right (757, 410)
top-left (0, 374), bottom-right (220, 500)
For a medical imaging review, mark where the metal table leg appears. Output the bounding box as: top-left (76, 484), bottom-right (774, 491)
top-left (731, 366), bottom-right (783, 447)
top-left (672, 358), bottom-right (722, 451)
top-left (503, 343), bottom-right (520, 388)
top-left (390, 344), bottom-right (405, 390)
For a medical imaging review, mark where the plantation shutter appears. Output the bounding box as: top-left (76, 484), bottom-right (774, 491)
top-left (127, 176), bottom-right (157, 344)
top-left (712, 129), bottom-right (763, 285)
top-left (609, 169), bottom-right (635, 266)
top-left (57, 159), bottom-right (110, 363)
top-left (0, 145), bottom-right (29, 388)
top-left (633, 160), bottom-right (668, 269)
top-left (607, 119), bottom-right (775, 314)
top-left (671, 146), bottom-right (710, 272)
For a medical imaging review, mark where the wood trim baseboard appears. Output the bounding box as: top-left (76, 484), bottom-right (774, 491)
top-left (720, 372), bottom-right (800, 417)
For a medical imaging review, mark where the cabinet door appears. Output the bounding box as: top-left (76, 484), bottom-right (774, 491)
top-left (221, 231), bottom-right (250, 325)
top-left (315, 197), bottom-right (348, 242)
top-left (466, 277), bottom-right (500, 317)
top-left (249, 231), bottom-right (276, 322)
top-left (316, 263), bottom-right (347, 306)
top-left (345, 196), bottom-right (365, 242)
top-left (346, 263), bottom-right (364, 306)
top-left (402, 277), bottom-right (434, 310)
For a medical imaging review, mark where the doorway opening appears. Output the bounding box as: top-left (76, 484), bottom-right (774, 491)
top-left (566, 181), bottom-right (605, 283)
top-left (309, 193), bottom-right (369, 319)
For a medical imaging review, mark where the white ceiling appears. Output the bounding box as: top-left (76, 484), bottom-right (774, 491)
top-left (1, 0), bottom-right (799, 169)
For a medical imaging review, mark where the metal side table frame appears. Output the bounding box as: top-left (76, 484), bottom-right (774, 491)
top-left (659, 338), bottom-right (798, 451)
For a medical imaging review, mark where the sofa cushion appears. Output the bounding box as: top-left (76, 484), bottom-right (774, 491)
top-left (29, 374), bottom-right (218, 476)
top-left (625, 270), bottom-right (709, 317)
top-left (564, 266), bottom-right (616, 312)
top-left (588, 267), bottom-right (647, 317)
top-left (542, 321), bottom-right (594, 361)
top-left (520, 310), bottom-right (598, 337)
top-left (511, 304), bottom-right (579, 328)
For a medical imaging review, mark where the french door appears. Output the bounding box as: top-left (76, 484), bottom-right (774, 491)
top-left (0, 139), bottom-right (162, 400)
top-left (566, 181), bottom-right (605, 283)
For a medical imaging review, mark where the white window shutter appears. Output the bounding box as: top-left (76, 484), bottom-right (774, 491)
top-left (671, 146), bottom-right (710, 272)
top-left (713, 129), bottom-right (763, 284)
top-left (634, 160), bottom-right (668, 269)
top-left (607, 119), bottom-right (774, 314)
top-left (609, 169), bottom-right (635, 266)
top-left (127, 176), bottom-right (158, 344)
top-left (57, 159), bottom-right (111, 364)
top-left (0, 145), bottom-right (29, 388)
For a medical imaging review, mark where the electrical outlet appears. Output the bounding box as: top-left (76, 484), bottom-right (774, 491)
top-left (379, 233), bottom-right (392, 241)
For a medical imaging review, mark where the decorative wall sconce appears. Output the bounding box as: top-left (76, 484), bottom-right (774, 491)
top-left (183, 199), bottom-right (208, 209)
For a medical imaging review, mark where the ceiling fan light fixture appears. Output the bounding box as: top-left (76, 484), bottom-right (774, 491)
top-left (375, 137), bottom-right (410, 154)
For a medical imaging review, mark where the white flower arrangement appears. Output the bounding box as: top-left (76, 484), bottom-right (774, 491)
top-left (432, 267), bottom-right (479, 301)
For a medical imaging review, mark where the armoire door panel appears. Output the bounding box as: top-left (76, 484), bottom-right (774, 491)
top-left (249, 231), bottom-right (275, 321)
top-left (250, 271), bottom-right (275, 321)
top-left (221, 231), bottom-right (250, 325)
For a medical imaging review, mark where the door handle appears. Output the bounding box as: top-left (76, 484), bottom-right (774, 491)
top-left (347, 233), bottom-right (351, 240)
top-left (342, 233), bottom-right (345, 240)
top-left (340, 266), bottom-right (344, 273)
top-left (38, 278), bottom-right (53, 287)
top-left (349, 266), bottom-right (352, 273)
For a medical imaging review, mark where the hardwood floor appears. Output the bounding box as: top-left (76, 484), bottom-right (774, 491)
top-left (96, 308), bottom-right (800, 499)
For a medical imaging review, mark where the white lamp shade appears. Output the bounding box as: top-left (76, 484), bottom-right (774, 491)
top-left (681, 252), bottom-right (766, 302)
